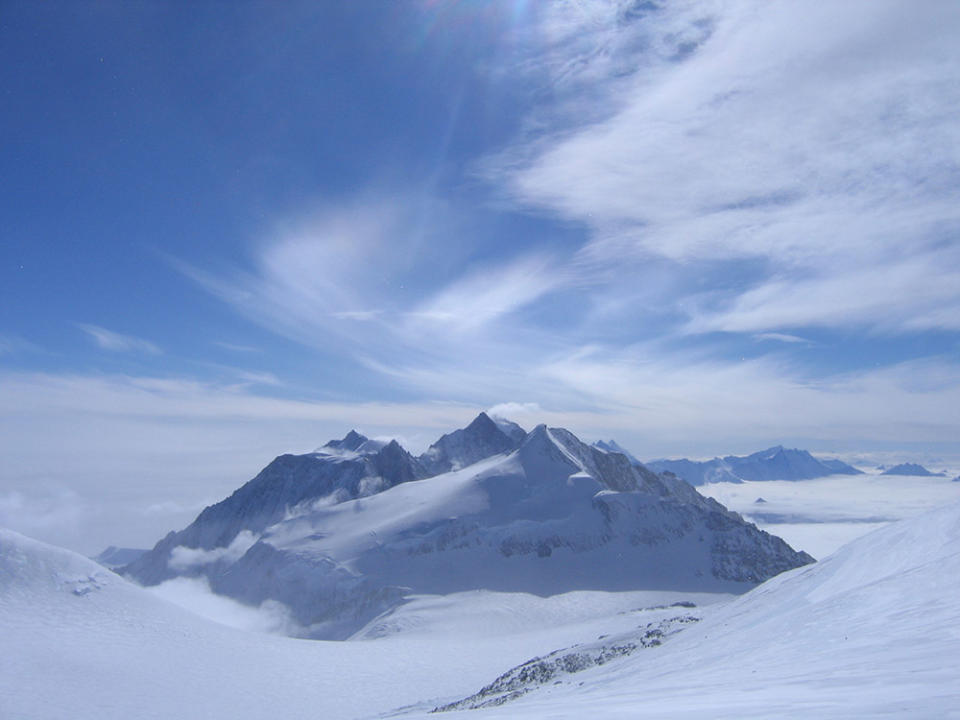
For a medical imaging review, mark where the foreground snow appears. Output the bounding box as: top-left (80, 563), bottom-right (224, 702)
top-left (0, 527), bottom-right (724, 719)
top-left (411, 500), bottom-right (960, 719)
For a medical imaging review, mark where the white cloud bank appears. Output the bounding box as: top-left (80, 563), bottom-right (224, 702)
top-left (167, 531), bottom-right (258, 572)
top-left (145, 576), bottom-right (301, 636)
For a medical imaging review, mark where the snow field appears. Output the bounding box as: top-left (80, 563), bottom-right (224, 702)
top-left (0, 528), bottom-right (725, 720)
top-left (410, 500), bottom-right (960, 719)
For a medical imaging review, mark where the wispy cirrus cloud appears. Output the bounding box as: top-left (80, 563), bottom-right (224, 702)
top-left (685, 248), bottom-right (960, 335)
top-left (0, 334), bottom-right (41, 356)
top-left (535, 345), bottom-right (960, 450)
top-left (753, 333), bottom-right (811, 346)
top-left (496, 0), bottom-right (960, 337)
top-left (172, 198), bottom-right (443, 349)
top-left (77, 324), bottom-right (162, 354)
top-left (172, 195), bottom-right (575, 395)
top-left (407, 253), bottom-right (564, 332)
top-left (213, 341), bottom-right (261, 353)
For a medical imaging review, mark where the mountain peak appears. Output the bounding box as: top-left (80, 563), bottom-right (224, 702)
top-left (466, 411), bottom-right (497, 432)
top-left (323, 429), bottom-right (370, 452)
top-left (420, 411), bottom-right (523, 475)
top-left (881, 463), bottom-right (944, 477)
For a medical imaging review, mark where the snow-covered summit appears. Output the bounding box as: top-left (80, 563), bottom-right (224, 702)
top-left (123, 417), bottom-right (812, 639)
top-left (317, 429), bottom-right (386, 455)
top-left (419, 411), bottom-right (523, 475)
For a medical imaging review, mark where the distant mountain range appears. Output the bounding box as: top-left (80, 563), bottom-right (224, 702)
top-left (123, 413), bottom-right (812, 639)
top-left (879, 463), bottom-right (946, 477)
top-left (639, 446), bottom-right (862, 486)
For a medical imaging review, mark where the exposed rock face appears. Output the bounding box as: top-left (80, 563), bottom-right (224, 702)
top-left (435, 611), bottom-right (700, 712)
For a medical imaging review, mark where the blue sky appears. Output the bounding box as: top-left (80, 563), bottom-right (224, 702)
top-left (2, 0), bottom-right (960, 552)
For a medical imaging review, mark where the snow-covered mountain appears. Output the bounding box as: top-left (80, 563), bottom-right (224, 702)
top-left (123, 431), bottom-right (427, 586)
top-left (647, 446), bottom-right (863, 486)
top-left (880, 462), bottom-right (945, 477)
top-left (124, 415), bottom-right (812, 639)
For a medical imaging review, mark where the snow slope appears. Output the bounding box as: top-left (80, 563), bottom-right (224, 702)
top-left (411, 500), bottom-right (960, 719)
top-left (6, 496), bottom-right (958, 718)
top-left (0, 527), bottom-right (727, 720)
